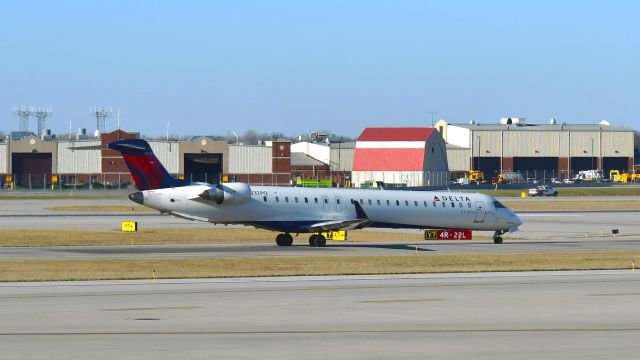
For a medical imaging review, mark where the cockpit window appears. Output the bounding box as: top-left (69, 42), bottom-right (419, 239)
top-left (493, 200), bottom-right (506, 209)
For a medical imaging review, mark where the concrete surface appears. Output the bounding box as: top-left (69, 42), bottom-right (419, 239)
top-left (0, 271), bottom-right (639, 359)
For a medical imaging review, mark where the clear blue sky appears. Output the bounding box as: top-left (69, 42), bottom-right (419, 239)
top-left (1, 0), bottom-right (638, 137)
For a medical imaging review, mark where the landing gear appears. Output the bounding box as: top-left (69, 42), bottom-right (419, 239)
top-left (308, 234), bottom-right (327, 247)
top-left (493, 230), bottom-right (504, 244)
top-left (276, 233), bottom-right (293, 246)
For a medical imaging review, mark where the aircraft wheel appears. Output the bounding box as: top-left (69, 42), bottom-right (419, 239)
top-left (315, 235), bottom-right (327, 247)
top-left (276, 233), bottom-right (292, 246)
top-left (283, 233), bottom-right (293, 246)
top-left (493, 236), bottom-right (503, 244)
top-left (309, 235), bottom-right (317, 247)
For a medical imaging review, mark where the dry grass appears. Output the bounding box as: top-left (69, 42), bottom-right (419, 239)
top-left (0, 228), bottom-right (422, 247)
top-left (46, 205), bottom-right (156, 212)
top-left (502, 200), bottom-right (640, 212)
top-left (1, 252), bottom-right (638, 281)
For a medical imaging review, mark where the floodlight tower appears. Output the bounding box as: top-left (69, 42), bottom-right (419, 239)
top-left (12, 105), bottom-right (32, 132)
top-left (33, 106), bottom-right (53, 136)
top-left (90, 106), bottom-right (112, 134)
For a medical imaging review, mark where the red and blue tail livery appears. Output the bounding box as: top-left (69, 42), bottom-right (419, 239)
top-left (108, 139), bottom-right (188, 190)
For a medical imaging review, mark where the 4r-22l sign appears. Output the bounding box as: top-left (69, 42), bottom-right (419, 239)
top-left (424, 230), bottom-right (472, 240)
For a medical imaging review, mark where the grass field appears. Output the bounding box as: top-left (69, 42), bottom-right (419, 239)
top-left (1, 252), bottom-right (638, 281)
top-left (0, 228), bottom-right (425, 247)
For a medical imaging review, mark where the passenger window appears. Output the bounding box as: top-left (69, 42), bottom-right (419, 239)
top-left (424, 201), bottom-right (427, 207)
top-left (468, 203), bottom-right (471, 208)
top-left (285, 197), bottom-right (289, 203)
top-left (324, 198), bottom-right (328, 204)
top-left (442, 202), bottom-right (446, 208)
top-left (315, 198), bottom-right (318, 204)
top-left (304, 197), bottom-right (308, 203)
top-left (405, 200), bottom-right (409, 206)
top-left (396, 200), bottom-right (400, 206)
top-left (295, 197), bottom-right (299, 203)
top-left (368, 199), bottom-right (372, 205)
top-left (275, 196), bottom-right (279, 203)
top-left (263, 196), bottom-right (267, 202)
top-left (387, 200), bottom-right (390, 206)
top-left (414, 201), bottom-right (418, 207)
top-left (377, 199), bottom-right (381, 205)
top-left (359, 199), bottom-right (364, 205)
top-left (433, 201), bottom-right (436, 207)
top-left (451, 202), bottom-right (455, 207)
top-left (459, 202), bottom-right (463, 208)
top-left (337, 198), bottom-right (341, 204)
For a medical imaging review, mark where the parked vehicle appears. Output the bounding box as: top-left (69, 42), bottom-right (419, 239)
top-left (528, 185), bottom-right (558, 197)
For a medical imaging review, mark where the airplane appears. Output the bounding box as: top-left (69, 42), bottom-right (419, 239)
top-left (109, 139), bottom-right (522, 246)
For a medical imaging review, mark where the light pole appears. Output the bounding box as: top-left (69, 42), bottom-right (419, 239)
top-left (591, 138), bottom-right (594, 170)
top-left (477, 136), bottom-right (481, 172)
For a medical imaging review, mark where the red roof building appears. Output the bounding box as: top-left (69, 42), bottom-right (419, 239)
top-left (352, 127), bottom-right (449, 187)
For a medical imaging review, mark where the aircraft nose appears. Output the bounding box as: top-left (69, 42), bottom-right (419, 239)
top-left (511, 212), bottom-right (522, 227)
top-left (129, 191), bottom-right (144, 205)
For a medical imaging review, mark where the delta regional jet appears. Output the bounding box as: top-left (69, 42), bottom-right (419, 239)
top-left (110, 139), bottom-right (522, 246)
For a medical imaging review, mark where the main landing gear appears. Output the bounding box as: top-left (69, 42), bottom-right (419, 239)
top-left (308, 234), bottom-right (327, 247)
top-left (493, 230), bottom-right (505, 244)
top-left (275, 233), bottom-right (293, 246)
top-left (275, 233), bottom-right (327, 247)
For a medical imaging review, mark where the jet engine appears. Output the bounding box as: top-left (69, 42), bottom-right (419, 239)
top-left (198, 182), bottom-right (251, 205)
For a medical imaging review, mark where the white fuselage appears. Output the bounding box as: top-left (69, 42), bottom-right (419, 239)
top-left (135, 184), bottom-right (521, 233)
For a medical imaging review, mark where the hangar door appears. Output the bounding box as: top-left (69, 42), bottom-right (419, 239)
top-left (570, 157), bottom-right (597, 172)
top-left (184, 153), bottom-right (222, 183)
top-left (472, 157), bottom-right (500, 178)
top-left (513, 157), bottom-right (558, 172)
top-left (12, 153), bottom-right (52, 188)
top-left (603, 157), bottom-right (630, 174)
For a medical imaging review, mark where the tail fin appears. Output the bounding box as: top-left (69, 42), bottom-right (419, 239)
top-left (108, 139), bottom-right (187, 190)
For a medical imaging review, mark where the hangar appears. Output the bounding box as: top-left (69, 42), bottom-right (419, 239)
top-left (437, 118), bottom-right (635, 180)
top-left (351, 127), bottom-right (449, 187)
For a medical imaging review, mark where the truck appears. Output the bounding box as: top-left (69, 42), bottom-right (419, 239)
top-left (528, 185), bottom-right (558, 197)
top-left (457, 171), bottom-right (486, 185)
top-left (573, 170), bottom-right (603, 183)
top-left (493, 171), bottom-right (524, 184)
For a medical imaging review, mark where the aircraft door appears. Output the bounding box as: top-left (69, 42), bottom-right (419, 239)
top-left (322, 195), bottom-right (330, 212)
top-left (474, 201), bottom-right (485, 223)
top-left (335, 196), bottom-right (342, 212)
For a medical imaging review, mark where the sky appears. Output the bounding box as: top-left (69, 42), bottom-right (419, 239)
top-left (0, 0), bottom-right (638, 137)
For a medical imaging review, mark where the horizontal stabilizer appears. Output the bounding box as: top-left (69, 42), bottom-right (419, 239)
top-left (68, 144), bottom-right (106, 151)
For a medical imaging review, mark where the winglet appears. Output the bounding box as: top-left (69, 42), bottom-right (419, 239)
top-left (353, 201), bottom-right (369, 219)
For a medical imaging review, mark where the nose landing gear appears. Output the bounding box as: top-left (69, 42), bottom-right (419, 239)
top-left (493, 230), bottom-right (505, 244)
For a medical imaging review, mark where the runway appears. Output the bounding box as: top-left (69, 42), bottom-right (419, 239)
top-left (2, 237), bottom-right (640, 260)
top-left (1, 271), bottom-right (639, 359)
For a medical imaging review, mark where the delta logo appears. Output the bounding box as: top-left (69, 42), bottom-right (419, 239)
top-left (433, 196), bottom-right (440, 201)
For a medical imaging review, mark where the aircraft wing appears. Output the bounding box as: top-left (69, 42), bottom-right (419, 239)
top-left (305, 219), bottom-right (373, 232)
top-left (305, 200), bottom-right (373, 231)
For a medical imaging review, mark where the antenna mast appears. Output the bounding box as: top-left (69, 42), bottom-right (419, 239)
top-left (32, 106), bottom-right (53, 137)
top-left (12, 105), bottom-right (32, 132)
top-left (90, 106), bottom-right (112, 134)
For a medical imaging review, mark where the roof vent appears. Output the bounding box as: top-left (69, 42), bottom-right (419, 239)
top-left (469, 120), bottom-right (475, 125)
top-left (599, 120), bottom-right (611, 126)
top-left (500, 117), bottom-right (527, 126)
top-left (550, 118), bottom-right (557, 125)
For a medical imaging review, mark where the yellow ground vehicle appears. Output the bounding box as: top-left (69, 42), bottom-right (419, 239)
top-left (609, 170), bottom-right (640, 183)
top-left (467, 171), bottom-right (486, 185)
